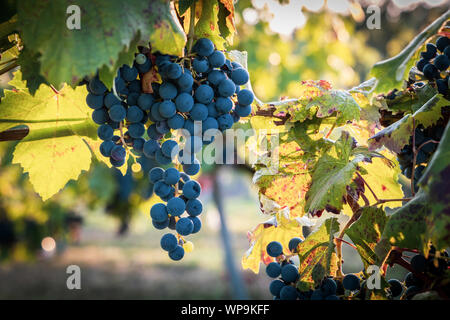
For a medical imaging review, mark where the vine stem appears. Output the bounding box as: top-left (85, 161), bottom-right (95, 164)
top-left (0, 61), bottom-right (18, 75)
top-left (355, 171), bottom-right (378, 202)
top-left (186, 1), bottom-right (196, 55)
top-left (372, 197), bottom-right (412, 206)
top-left (118, 121), bottom-right (128, 149)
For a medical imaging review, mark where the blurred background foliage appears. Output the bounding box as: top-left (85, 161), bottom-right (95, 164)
top-left (0, 0), bottom-right (448, 299)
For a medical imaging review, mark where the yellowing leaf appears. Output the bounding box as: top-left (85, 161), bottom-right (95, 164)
top-left (242, 212), bottom-right (304, 273)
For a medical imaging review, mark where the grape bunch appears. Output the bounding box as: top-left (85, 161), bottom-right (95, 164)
top-left (83, 37), bottom-right (254, 261)
top-left (416, 35), bottom-right (449, 96)
top-left (396, 122), bottom-right (445, 192)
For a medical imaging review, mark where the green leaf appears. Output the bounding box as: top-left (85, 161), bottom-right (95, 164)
top-left (16, 46), bottom-right (48, 95)
top-left (0, 71), bottom-right (98, 200)
top-left (369, 95), bottom-right (449, 153)
top-left (296, 217), bottom-right (339, 290)
top-left (345, 207), bottom-right (388, 268)
top-left (380, 190), bottom-right (428, 253)
top-left (305, 131), bottom-right (363, 215)
top-left (369, 10), bottom-right (450, 94)
top-left (276, 80), bottom-right (360, 126)
top-left (418, 120), bottom-right (450, 251)
top-left (194, 0), bottom-right (226, 50)
top-left (17, 0), bottom-right (186, 87)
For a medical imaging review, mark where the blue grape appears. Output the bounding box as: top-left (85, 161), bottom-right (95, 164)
top-left (154, 180), bottom-right (172, 198)
top-left (160, 233), bottom-right (178, 252)
top-left (231, 68), bottom-right (249, 85)
top-left (175, 92), bottom-right (194, 112)
top-left (311, 289), bottom-right (324, 300)
top-left (110, 157), bottom-right (125, 167)
top-left (152, 218), bottom-right (169, 230)
top-left (217, 113), bottom-right (234, 131)
top-left (111, 145), bottom-right (126, 161)
top-left (155, 120), bottom-right (170, 135)
top-left (137, 94), bottom-right (154, 111)
top-left (280, 286), bottom-right (297, 300)
top-left (269, 279), bottom-right (285, 297)
top-left (104, 92), bottom-right (121, 108)
top-left (183, 159), bottom-right (200, 176)
top-left (194, 85), bottom-right (214, 104)
top-left (86, 93), bottom-right (104, 109)
top-left (164, 167), bottom-right (180, 185)
top-left (97, 124), bottom-right (113, 141)
top-left (127, 92), bottom-right (139, 105)
top-left (160, 187), bottom-right (176, 201)
top-left (183, 119), bottom-right (195, 136)
top-left (388, 279), bottom-right (403, 297)
top-left (168, 216), bottom-right (177, 230)
top-left (159, 100), bottom-right (177, 118)
top-left (155, 148), bottom-right (172, 165)
top-left (434, 54), bottom-right (449, 71)
top-left (88, 77), bottom-right (107, 95)
top-left (126, 105), bottom-right (144, 123)
top-left (436, 36), bottom-right (450, 52)
top-left (147, 124), bottom-right (163, 140)
top-left (218, 79), bottom-right (236, 97)
top-left (100, 140), bottom-right (115, 157)
top-left (207, 70), bottom-right (226, 86)
top-left (128, 123), bottom-right (145, 138)
top-left (343, 274), bottom-right (360, 291)
top-left (202, 117), bottom-right (219, 133)
top-left (177, 72), bottom-right (194, 90)
top-left (266, 262), bottom-right (282, 278)
top-left (143, 139), bottom-right (160, 158)
top-left (281, 264), bottom-right (298, 283)
top-left (167, 63), bottom-right (182, 79)
top-left (188, 216), bottom-right (202, 233)
top-left (215, 97), bottom-right (233, 113)
top-left (132, 137), bottom-right (145, 153)
top-left (167, 197), bottom-right (186, 216)
top-left (288, 237), bottom-right (302, 253)
top-left (159, 82), bottom-right (178, 100)
top-left (234, 104), bottom-right (252, 117)
top-left (128, 80), bottom-right (141, 93)
top-left (320, 278), bottom-right (337, 296)
top-left (193, 57), bottom-right (209, 73)
top-left (208, 50), bottom-right (226, 68)
top-left (193, 38), bottom-right (214, 57)
top-left (120, 65), bottom-right (138, 82)
top-left (266, 241), bottom-right (283, 257)
top-left (109, 104), bottom-right (127, 122)
top-left (136, 58), bottom-right (151, 74)
top-left (161, 140), bottom-right (179, 159)
top-left (150, 102), bottom-right (165, 121)
top-left (237, 89), bottom-right (254, 105)
top-left (207, 102), bottom-right (219, 117)
top-left (190, 103), bottom-right (208, 121)
top-left (411, 254), bottom-right (427, 273)
top-left (176, 217), bottom-right (194, 236)
top-left (186, 198), bottom-right (203, 216)
top-left (168, 114), bottom-right (185, 130)
top-left (149, 167), bottom-right (164, 183)
top-left (182, 180), bottom-right (201, 199)
top-left (168, 245), bottom-right (185, 261)
top-left (150, 203), bottom-right (169, 222)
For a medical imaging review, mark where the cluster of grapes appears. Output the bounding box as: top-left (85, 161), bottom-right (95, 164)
top-left (416, 35), bottom-right (449, 96)
top-left (400, 247), bottom-right (449, 299)
top-left (84, 37), bottom-right (254, 261)
top-left (397, 123), bottom-right (443, 191)
top-left (264, 238), bottom-right (369, 301)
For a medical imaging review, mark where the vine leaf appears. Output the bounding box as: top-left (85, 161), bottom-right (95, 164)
top-left (218, 0), bottom-right (236, 45)
top-left (296, 217), bottom-right (339, 290)
top-left (358, 152), bottom-right (404, 208)
top-left (0, 71), bottom-right (98, 200)
top-left (369, 10), bottom-right (450, 94)
top-left (379, 190), bottom-right (429, 254)
top-left (17, 0), bottom-right (186, 87)
top-left (345, 206), bottom-right (388, 268)
top-left (16, 46), bottom-right (48, 95)
top-left (418, 120), bottom-right (450, 252)
top-left (275, 80), bottom-right (360, 126)
top-left (305, 131), bottom-right (364, 216)
top-left (241, 210), bottom-right (304, 274)
top-left (369, 95), bottom-right (449, 153)
top-left (194, 0), bottom-right (226, 50)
